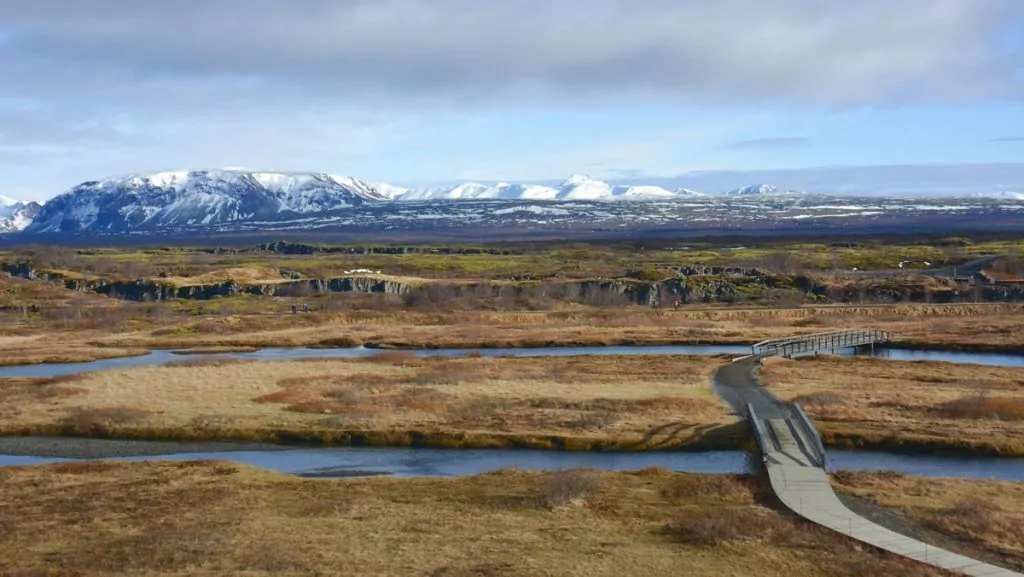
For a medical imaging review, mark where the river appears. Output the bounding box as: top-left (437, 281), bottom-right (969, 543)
top-left (2, 442), bottom-right (1022, 481)
top-left (2, 343), bottom-right (1022, 481)
top-left (1, 343), bottom-right (1023, 380)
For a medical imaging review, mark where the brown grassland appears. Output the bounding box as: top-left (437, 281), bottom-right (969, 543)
top-left (101, 303), bottom-right (1024, 352)
top-left (0, 355), bottom-right (741, 450)
top-left (760, 356), bottom-right (1024, 456)
top-left (4, 460), bottom-right (1007, 577)
top-left (3, 300), bottom-right (1024, 367)
top-left (832, 471), bottom-right (1024, 571)
top-left (3, 352), bottom-right (1024, 455)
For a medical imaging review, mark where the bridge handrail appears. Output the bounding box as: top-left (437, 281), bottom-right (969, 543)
top-left (745, 403), bottom-right (771, 458)
top-left (753, 328), bottom-right (890, 350)
top-left (792, 403), bottom-right (829, 471)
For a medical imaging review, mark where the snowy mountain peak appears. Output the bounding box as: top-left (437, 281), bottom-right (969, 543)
top-left (561, 174), bottom-right (594, 186)
top-left (556, 175), bottom-right (614, 200)
top-left (0, 195), bottom-right (42, 232)
top-left (26, 169), bottom-right (385, 234)
top-left (376, 175), bottom-right (707, 202)
top-left (972, 191), bottom-right (1024, 201)
top-left (724, 184), bottom-right (804, 197)
top-left (369, 182), bottom-right (411, 200)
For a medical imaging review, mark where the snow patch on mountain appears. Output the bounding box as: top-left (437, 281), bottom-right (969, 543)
top-left (721, 184), bottom-right (806, 197)
top-left (973, 191), bottom-right (1024, 201)
top-left (368, 182), bottom-right (411, 200)
top-left (389, 175), bottom-right (705, 201)
top-left (0, 195), bottom-right (43, 232)
top-left (26, 169), bottom-right (385, 233)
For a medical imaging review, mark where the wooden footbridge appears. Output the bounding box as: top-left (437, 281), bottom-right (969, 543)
top-left (751, 328), bottom-right (891, 359)
top-left (716, 329), bottom-right (1022, 577)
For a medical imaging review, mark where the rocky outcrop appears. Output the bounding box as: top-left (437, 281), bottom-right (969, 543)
top-left (4, 260), bottom-right (1024, 306)
top-left (0, 262), bottom-right (412, 301)
top-left (250, 241), bottom-right (514, 256)
top-left (672, 266), bottom-right (765, 277)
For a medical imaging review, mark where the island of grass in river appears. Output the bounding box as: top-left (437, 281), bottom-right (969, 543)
top-left (1, 353), bottom-right (1021, 456)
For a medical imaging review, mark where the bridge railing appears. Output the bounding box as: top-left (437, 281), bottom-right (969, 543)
top-left (752, 328), bottom-right (891, 358)
top-left (745, 403), bottom-right (771, 459)
top-left (792, 403), bottom-right (829, 471)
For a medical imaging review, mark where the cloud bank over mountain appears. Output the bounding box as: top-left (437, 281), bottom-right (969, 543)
top-left (2, 1), bottom-right (1022, 198)
top-left (5, 1), bottom-right (1021, 107)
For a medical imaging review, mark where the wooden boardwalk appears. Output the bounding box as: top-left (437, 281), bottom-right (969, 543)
top-left (742, 381), bottom-right (1021, 577)
top-left (751, 328), bottom-right (891, 358)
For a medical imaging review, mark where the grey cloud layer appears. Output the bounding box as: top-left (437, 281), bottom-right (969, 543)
top-left (2, 0), bottom-right (1022, 106)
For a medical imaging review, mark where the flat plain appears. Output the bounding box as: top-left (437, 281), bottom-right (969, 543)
top-left (7, 461), bottom-right (1017, 577)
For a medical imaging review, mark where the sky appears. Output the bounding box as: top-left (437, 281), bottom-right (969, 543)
top-left (1, 0), bottom-right (1024, 201)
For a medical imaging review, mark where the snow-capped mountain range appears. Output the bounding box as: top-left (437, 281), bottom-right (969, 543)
top-left (23, 170), bottom-right (808, 233)
top-left (972, 191), bottom-right (1024, 201)
top-left (378, 174), bottom-right (706, 201)
top-left (27, 170), bottom-right (384, 233)
top-left (7, 168), bottom-right (1023, 236)
top-left (0, 194), bottom-right (43, 232)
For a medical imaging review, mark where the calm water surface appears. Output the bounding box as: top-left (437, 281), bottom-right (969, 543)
top-left (1, 344), bottom-right (1022, 379)
top-left (1, 446), bottom-right (1021, 481)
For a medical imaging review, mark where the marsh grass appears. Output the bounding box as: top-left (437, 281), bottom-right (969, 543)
top-left (831, 471), bottom-right (1024, 570)
top-left (762, 356), bottom-right (1024, 455)
top-left (935, 394), bottom-right (1024, 421)
top-left (532, 469), bottom-right (601, 509)
top-left (62, 406), bottom-right (152, 430)
top-left (0, 462), bottom-right (970, 576)
top-left (0, 355), bottom-right (731, 450)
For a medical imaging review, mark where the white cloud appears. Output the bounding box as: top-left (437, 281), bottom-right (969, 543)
top-left (0, 1), bottom-right (1022, 196)
top-left (2, 0), bottom-right (1021, 107)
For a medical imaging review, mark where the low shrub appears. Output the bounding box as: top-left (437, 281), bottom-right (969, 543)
top-left (324, 387), bottom-right (363, 406)
top-left (568, 411), bottom-right (619, 430)
top-left (363, 350), bottom-right (421, 365)
top-left (532, 469), bottom-right (600, 509)
top-left (192, 320), bottom-right (235, 334)
top-left (62, 406), bottom-right (151, 430)
top-left (935, 394), bottom-right (1024, 421)
top-left (659, 474), bottom-right (762, 503)
top-left (791, 316), bottom-right (829, 327)
top-left (661, 509), bottom-right (781, 545)
top-left (791, 392), bottom-right (848, 407)
top-left (446, 397), bottom-right (513, 422)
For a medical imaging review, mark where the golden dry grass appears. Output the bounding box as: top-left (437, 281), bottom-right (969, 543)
top-left (157, 265), bottom-right (296, 286)
top-left (5, 293), bottom-right (1024, 360)
top-left (95, 304), bottom-right (1024, 351)
top-left (832, 471), bottom-right (1024, 569)
top-left (0, 461), bottom-right (957, 577)
top-left (0, 342), bottom-right (147, 367)
top-left (0, 355), bottom-right (738, 450)
top-left (762, 356), bottom-right (1024, 455)
top-left (6, 350), bottom-right (1024, 454)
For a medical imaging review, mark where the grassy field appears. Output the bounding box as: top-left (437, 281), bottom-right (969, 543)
top-left (4, 294), bottom-right (1024, 367)
top-left (5, 235), bottom-right (1023, 279)
top-left (832, 471), bottom-right (1024, 571)
top-left (0, 354), bottom-right (742, 450)
top-left (0, 461), bottom-right (996, 577)
top-left (761, 356), bottom-right (1024, 455)
top-left (3, 352), bottom-right (1023, 455)
top-left (4, 233), bottom-right (1024, 362)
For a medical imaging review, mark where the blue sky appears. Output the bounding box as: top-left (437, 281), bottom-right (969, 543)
top-left (1, 1), bottom-right (1023, 200)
